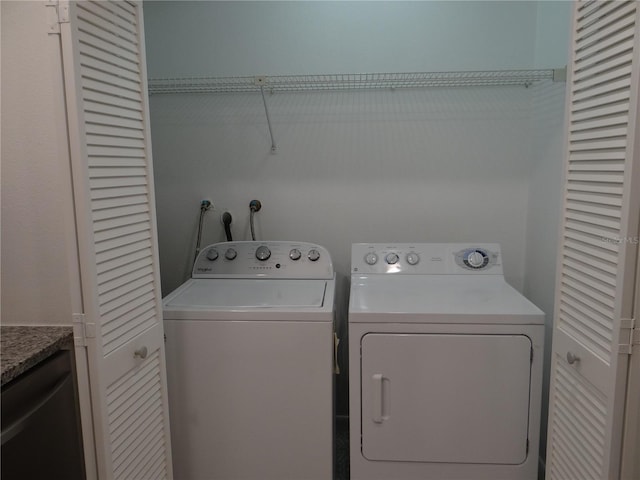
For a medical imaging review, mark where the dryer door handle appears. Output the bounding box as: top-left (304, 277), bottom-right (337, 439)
top-left (372, 374), bottom-right (387, 423)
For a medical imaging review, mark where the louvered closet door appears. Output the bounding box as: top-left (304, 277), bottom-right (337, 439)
top-left (547, 2), bottom-right (640, 479)
top-left (60, 1), bottom-right (173, 478)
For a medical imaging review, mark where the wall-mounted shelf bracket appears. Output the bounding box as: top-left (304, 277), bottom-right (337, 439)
top-left (552, 67), bottom-right (567, 83)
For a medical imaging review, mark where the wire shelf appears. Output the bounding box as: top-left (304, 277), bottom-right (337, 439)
top-left (148, 69), bottom-right (559, 95)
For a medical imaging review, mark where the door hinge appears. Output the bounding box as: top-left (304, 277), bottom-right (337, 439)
top-left (618, 318), bottom-right (636, 355)
top-left (73, 313), bottom-right (96, 347)
top-left (46, 0), bottom-right (69, 34)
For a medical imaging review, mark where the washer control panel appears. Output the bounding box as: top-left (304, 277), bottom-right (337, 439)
top-left (352, 243), bottom-right (502, 275)
top-left (193, 241), bottom-right (333, 279)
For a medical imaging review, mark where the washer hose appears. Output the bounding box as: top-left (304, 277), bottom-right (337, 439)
top-left (222, 212), bottom-right (233, 242)
top-left (249, 200), bottom-right (261, 241)
top-left (193, 200), bottom-right (212, 268)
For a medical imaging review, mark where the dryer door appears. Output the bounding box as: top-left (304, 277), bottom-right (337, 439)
top-left (360, 333), bottom-right (532, 464)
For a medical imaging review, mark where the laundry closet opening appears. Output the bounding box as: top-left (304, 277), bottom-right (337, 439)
top-left (142, 0), bottom-right (571, 473)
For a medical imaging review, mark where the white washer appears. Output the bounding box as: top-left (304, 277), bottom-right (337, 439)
top-left (348, 243), bottom-right (544, 480)
top-left (163, 241), bottom-right (335, 480)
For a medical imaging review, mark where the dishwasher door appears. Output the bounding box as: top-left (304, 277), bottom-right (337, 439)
top-left (1, 349), bottom-right (85, 480)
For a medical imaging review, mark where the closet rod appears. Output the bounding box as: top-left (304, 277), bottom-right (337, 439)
top-left (147, 68), bottom-right (563, 95)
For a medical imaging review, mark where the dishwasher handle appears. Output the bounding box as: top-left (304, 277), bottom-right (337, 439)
top-left (1, 374), bottom-right (71, 446)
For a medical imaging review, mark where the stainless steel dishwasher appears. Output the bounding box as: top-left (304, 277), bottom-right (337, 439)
top-left (1, 349), bottom-right (85, 479)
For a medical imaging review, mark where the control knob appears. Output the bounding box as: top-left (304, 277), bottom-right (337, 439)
top-left (406, 252), bottom-right (420, 265)
top-left (308, 249), bottom-right (320, 262)
top-left (255, 245), bottom-right (271, 261)
top-left (225, 248), bottom-right (237, 260)
top-left (385, 253), bottom-right (399, 265)
top-left (364, 253), bottom-right (378, 265)
top-left (206, 248), bottom-right (219, 261)
top-left (464, 249), bottom-right (489, 269)
top-left (289, 248), bottom-right (302, 261)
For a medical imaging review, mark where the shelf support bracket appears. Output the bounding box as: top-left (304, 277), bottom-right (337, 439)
top-left (553, 67), bottom-right (567, 83)
top-left (256, 76), bottom-right (277, 154)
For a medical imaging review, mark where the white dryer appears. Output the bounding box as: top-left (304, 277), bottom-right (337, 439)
top-left (163, 241), bottom-right (335, 480)
top-left (348, 243), bottom-right (544, 480)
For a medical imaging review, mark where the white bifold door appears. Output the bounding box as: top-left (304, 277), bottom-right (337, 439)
top-left (59, 1), bottom-right (173, 478)
top-left (546, 1), bottom-right (640, 479)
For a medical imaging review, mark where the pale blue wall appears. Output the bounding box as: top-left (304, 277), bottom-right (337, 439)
top-left (142, 1), bottom-right (571, 293)
top-left (534, 0), bottom-right (573, 68)
top-left (144, 1), bottom-right (540, 77)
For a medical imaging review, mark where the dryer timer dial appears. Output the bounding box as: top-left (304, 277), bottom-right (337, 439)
top-left (463, 249), bottom-right (490, 269)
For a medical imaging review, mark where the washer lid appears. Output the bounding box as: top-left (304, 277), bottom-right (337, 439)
top-left (349, 275), bottom-right (544, 323)
top-left (164, 278), bottom-right (328, 309)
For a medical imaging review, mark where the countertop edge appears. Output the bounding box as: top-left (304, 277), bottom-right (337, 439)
top-left (1, 326), bottom-right (74, 387)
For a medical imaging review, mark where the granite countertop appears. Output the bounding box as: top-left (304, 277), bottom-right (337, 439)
top-left (1, 326), bottom-right (74, 386)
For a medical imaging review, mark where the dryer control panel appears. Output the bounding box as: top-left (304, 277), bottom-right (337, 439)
top-left (351, 243), bottom-right (502, 275)
top-left (193, 241), bottom-right (334, 279)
